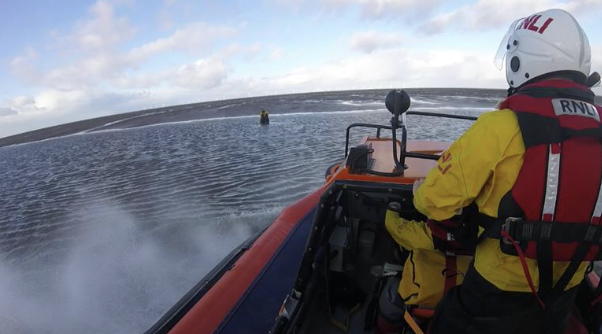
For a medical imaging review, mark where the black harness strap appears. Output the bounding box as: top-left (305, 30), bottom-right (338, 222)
top-left (562, 126), bottom-right (602, 140)
top-left (479, 215), bottom-right (602, 300)
top-left (553, 243), bottom-right (593, 297)
top-left (515, 113), bottom-right (562, 148)
top-left (536, 228), bottom-right (554, 302)
top-left (553, 226), bottom-right (602, 296)
top-left (480, 218), bottom-right (602, 246)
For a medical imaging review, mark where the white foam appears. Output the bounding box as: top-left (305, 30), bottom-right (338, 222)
top-left (0, 198), bottom-right (259, 334)
top-left (411, 106), bottom-right (491, 111)
top-left (6, 108), bottom-right (391, 144)
top-left (83, 110), bottom-right (170, 133)
top-left (410, 97), bottom-right (438, 105)
top-left (339, 101), bottom-right (382, 107)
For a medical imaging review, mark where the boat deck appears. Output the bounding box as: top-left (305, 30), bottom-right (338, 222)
top-left (296, 218), bottom-right (412, 334)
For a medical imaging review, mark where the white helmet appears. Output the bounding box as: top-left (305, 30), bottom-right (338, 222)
top-left (494, 9), bottom-right (591, 88)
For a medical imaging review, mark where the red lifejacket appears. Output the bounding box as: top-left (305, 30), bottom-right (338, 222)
top-left (493, 79), bottom-right (602, 299)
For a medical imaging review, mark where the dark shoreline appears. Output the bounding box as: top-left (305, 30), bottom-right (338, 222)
top-left (4, 87), bottom-right (595, 149)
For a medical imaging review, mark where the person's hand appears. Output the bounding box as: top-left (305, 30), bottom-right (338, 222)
top-left (412, 178), bottom-right (425, 195)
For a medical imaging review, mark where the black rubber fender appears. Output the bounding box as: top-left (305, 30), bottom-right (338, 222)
top-left (324, 163), bottom-right (340, 181)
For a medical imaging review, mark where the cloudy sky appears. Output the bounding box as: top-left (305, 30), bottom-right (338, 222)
top-left (1, 0), bottom-right (601, 138)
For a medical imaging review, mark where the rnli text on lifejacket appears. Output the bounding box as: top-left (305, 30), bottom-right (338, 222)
top-left (552, 98), bottom-right (600, 121)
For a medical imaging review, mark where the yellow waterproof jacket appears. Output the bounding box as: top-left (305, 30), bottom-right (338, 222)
top-left (413, 109), bottom-right (588, 292)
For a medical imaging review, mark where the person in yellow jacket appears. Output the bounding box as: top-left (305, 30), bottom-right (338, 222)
top-left (390, 9), bottom-right (602, 334)
top-left (260, 108), bottom-right (270, 125)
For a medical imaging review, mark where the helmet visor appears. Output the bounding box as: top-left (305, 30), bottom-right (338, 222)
top-left (494, 18), bottom-right (524, 70)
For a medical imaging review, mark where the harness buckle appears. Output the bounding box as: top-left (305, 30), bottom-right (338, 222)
top-left (502, 217), bottom-right (522, 245)
top-left (585, 225), bottom-right (597, 242)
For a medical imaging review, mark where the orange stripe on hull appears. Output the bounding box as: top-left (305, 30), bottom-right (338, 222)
top-left (169, 188), bottom-right (324, 334)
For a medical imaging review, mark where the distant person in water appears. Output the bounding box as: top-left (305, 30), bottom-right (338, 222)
top-left (260, 108), bottom-right (269, 125)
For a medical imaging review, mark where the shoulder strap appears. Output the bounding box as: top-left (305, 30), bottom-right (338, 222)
top-left (515, 113), bottom-right (602, 148)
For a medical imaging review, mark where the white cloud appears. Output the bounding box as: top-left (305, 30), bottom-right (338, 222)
top-left (215, 43), bottom-right (261, 60)
top-left (593, 44), bottom-right (602, 67)
top-left (274, 0), bottom-right (439, 21)
top-left (264, 41), bottom-right (602, 95)
top-left (2, 55), bottom-right (231, 136)
top-left (10, 55), bottom-right (38, 86)
top-left (421, 0), bottom-right (602, 34)
top-left (265, 46), bottom-right (504, 93)
top-left (4, 0), bottom-right (245, 136)
top-left (323, 0), bottom-right (439, 20)
top-left (2, 95), bottom-right (41, 119)
top-left (9, 0), bottom-right (240, 92)
top-left (0, 90), bottom-right (94, 137)
top-left (11, 96), bottom-right (36, 108)
top-left (0, 108), bottom-right (18, 117)
top-left (350, 30), bottom-right (404, 53)
top-left (126, 22), bottom-right (237, 62)
top-left (70, 0), bottom-right (137, 51)
top-left (174, 58), bottom-right (229, 89)
top-left (10, 0), bottom-right (135, 89)
top-left (112, 71), bottom-right (170, 89)
top-left (11, 54), bottom-right (118, 91)
top-left (11, 19), bottom-right (238, 91)
top-left (34, 90), bottom-right (90, 112)
top-left (558, 0), bottom-right (602, 14)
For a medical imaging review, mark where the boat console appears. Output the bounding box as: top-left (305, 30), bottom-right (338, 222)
top-left (268, 90), bottom-right (477, 334)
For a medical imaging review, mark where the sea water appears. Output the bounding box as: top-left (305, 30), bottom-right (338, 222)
top-left (0, 88), bottom-right (503, 333)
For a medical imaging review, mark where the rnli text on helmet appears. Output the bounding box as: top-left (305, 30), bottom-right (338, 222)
top-left (516, 15), bottom-right (553, 34)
